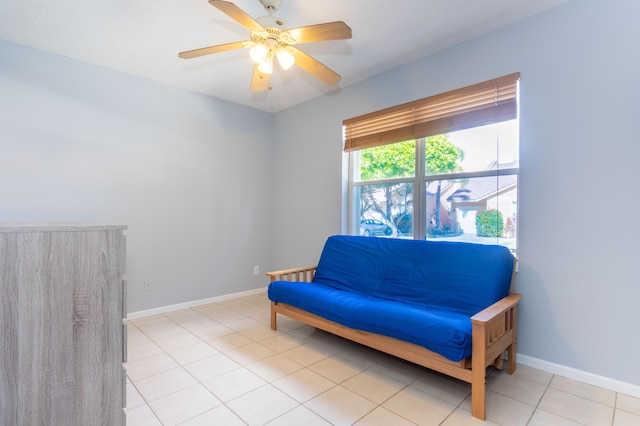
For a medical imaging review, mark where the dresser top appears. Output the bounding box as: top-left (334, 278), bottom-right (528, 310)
top-left (0, 224), bottom-right (128, 233)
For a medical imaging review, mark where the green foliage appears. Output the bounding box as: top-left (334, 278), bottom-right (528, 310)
top-left (475, 209), bottom-right (504, 237)
top-left (359, 135), bottom-right (463, 180)
top-left (427, 225), bottom-right (462, 238)
top-left (425, 134), bottom-right (464, 174)
top-left (360, 140), bottom-right (415, 180)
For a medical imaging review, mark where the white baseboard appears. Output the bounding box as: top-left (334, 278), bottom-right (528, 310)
top-left (518, 354), bottom-right (640, 398)
top-left (126, 286), bottom-right (268, 320)
top-left (126, 290), bottom-right (640, 399)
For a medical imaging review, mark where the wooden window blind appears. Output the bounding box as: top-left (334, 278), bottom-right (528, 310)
top-left (343, 73), bottom-right (519, 152)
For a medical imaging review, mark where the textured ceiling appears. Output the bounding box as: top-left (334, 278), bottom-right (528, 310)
top-left (0, 0), bottom-right (570, 112)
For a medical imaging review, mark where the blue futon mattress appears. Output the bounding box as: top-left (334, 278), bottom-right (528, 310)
top-left (268, 280), bottom-right (473, 362)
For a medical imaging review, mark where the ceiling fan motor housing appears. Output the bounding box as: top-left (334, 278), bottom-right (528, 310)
top-left (256, 15), bottom-right (285, 29)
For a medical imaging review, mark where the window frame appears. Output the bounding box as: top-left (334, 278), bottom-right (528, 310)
top-left (345, 74), bottom-right (520, 248)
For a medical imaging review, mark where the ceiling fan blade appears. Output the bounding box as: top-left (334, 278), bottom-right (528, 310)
top-left (178, 41), bottom-right (251, 59)
top-left (291, 48), bottom-right (341, 86)
top-left (209, 0), bottom-right (265, 33)
top-left (283, 21), bottom-right (352, 44)
top-left (250, 65), bottom-right (271, 92)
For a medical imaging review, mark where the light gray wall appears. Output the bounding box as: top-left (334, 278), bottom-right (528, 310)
top-left (271, 0), bottom-right (640, 387)
top-left (0, 40), bottom-right (274, 312)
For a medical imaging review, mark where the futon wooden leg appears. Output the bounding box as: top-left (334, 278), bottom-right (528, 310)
top-left (508, 306), bottom-right (518, 374)
top-left (494, 353), bottom-right (505, 370)
top-left (270, 302), bottom-right (277, 330)
top-left (471, 324), bottom-right (487, 420)
top-left (471, 371), bottom-right (486, 420)
top-left (507, 341), bottom-right (517, 374)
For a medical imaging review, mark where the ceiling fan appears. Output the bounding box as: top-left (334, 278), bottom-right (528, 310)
top-left (178, 0), bottom-right (352, 91)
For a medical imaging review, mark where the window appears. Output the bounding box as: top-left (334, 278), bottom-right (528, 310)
top-left (344, 74), bottom-right (519, 252)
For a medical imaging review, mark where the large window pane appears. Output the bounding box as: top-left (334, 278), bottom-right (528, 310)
top-left (425, 175), bottom-right (517, 251)
top-left (353, 182), bottom-right (414, 237)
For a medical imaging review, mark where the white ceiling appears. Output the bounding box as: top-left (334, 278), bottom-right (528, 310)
top-left (1, 0), bottom-right (570, 113)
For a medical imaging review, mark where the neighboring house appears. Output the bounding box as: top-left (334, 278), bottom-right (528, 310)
top-left (446, 162), bottom-right (518, 235)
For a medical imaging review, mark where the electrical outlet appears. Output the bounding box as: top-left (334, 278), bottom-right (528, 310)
top-left (144, 282), bottom-right (151, 292)
top-left (253, 265), bottom-right (259, 275)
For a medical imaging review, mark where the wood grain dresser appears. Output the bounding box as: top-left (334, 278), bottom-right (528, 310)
top-left (0, 224), bottom-right (127, 426)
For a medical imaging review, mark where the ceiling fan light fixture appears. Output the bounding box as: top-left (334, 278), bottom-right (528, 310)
top-left (257, 56), bottom-right (273, 74)
top-left (276, 47), bottom-right (295, 70)
top-left (249, 43), bottom-right (268, 64)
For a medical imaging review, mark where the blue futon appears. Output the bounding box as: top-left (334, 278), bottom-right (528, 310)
top-left (266, 235), bottom-right (521, 420)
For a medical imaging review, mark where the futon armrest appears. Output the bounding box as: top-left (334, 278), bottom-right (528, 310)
top-left (470, 293), bottom-right (521, 371)
top-left (471, 293), bottom-right (522, 324)
top-left (266, 265), bottom-right (317, 283)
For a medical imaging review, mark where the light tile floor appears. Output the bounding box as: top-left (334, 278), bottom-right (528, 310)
top-left (125, 293), bottom-right (640, 425)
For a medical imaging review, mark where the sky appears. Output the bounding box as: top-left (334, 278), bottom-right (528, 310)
top-left (447, 119), bottom-right (519, 172)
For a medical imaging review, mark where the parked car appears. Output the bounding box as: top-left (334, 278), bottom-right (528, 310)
top-left (360, 219), bottom-right (392, 236)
